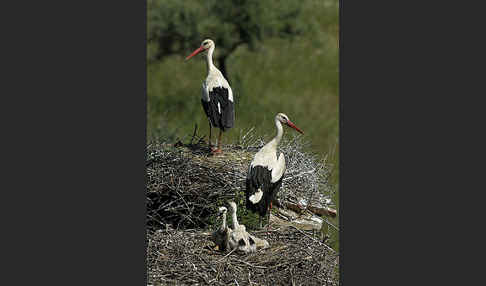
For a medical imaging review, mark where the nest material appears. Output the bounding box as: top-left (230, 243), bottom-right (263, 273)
top-left (146, 133), bottom-right (336, 230)
top-left (147, 227), bottom-right (339, 286)
top-left (147, 132), bottom-right (339, 285)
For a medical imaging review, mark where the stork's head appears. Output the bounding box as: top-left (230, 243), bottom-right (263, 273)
top-left (185, 39), bottom-right (215, 60)
top-left (276, 113), bottom-right (304, 134)
top-left (200, 39), bottom-right (214, 50)
top-left (217, 206), bottom-right (228, 216)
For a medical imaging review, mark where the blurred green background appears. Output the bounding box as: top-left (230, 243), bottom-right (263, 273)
top-left (147, 0), bottom-right (339, 201)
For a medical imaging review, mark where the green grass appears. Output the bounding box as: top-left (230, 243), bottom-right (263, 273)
top-left (148, 0), bottom-right (339, 251)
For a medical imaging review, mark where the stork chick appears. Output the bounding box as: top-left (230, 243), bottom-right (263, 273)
top-left (227, 201), bottom-right (256, 254)
top-left (211, 206), bottom-right (231, 251)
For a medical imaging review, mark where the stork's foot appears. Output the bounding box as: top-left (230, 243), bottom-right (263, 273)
top-left (211, 148), bottom-right (223, 154)
top-left (265, 223), bottom-right (273, 235)
top-left (208, 144), bottom-right (220, 154)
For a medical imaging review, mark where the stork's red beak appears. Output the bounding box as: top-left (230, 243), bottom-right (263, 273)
top-left (185, 46), bottom-right (205, 60)
top-left (287, 120), bottom-right (304, 134)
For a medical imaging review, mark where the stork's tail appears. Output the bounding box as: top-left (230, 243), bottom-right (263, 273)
top-left (248, 189), bottom-right (263, 204)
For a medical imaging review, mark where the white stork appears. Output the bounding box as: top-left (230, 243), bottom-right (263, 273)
top-left (211, 206), bottom-right (231, 252)
top-left (185, 39), bottom-right (235, 154)
top-left (227, 201), bottom-right (257, 254)
top-left (245, 113), bottom-right (304, 228)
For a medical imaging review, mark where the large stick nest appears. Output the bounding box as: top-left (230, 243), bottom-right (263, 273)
top-left (146, 130), bottom-right (336, 230)
top-left (146, 130), bottom-right (339, 285)
top-left (147, 227), bottom-right (339, 285)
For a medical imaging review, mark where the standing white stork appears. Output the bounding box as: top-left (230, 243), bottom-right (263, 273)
top-left (185, 39), bottom-right (235, 154)
top-left (245, 113), bottom-right (304, 228)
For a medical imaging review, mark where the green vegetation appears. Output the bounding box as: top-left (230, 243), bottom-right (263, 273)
top-left (148, 0), bottom-right (312, 78)
top-left (147, 0), bottom-right (339, 250)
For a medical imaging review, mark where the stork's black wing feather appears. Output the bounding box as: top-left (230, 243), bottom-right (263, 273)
top-left (245, 165), bottom-right (283, 217)
top-left (201, 87), bottom-right (234, 131)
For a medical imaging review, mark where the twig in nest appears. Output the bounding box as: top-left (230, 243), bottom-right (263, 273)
top-left (190, 123), bottom-right (198, 145)
top-left (216, 247), bottom-right (237, 263)
top-left (323, 218), bottom-right (339, 231)
top-left (233, 258), bottom-right (268, 269)
top-left (283, 168), bottom-right (316, 182)
top-left (289, 225), bottom-right (337, 254)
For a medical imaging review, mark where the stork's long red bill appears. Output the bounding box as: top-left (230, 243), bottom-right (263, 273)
top-left (287, 121), bottom-right (304, 134)
top-left (185, 46), bottom-right (204, 60)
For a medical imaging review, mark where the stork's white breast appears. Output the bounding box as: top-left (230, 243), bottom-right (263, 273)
top-left (250, 148), bottom-right (286, 183)
top-left (201, 69), bottom-right (234, 102)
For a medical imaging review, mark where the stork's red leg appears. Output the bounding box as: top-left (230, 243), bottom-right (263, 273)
top-left (269, 201), bottom-right (273, 221)
top-left (208, 118), bottom-right (213, 149)
top-left (212, 129), bottom-right (223, 154)
top-left (266, 202), bottom-right (273, 233)
top-left (218, 129), bottom-right (223, 150)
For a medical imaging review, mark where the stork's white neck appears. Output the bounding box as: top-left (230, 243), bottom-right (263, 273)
top-left (268, 117), bottom-right (284, 150)
top-left (220, 212), bottom-right (227, 231)
top-left (230, 205), bottom-right (239, 229)
top-left (206, 45), bottom-right (216, 72)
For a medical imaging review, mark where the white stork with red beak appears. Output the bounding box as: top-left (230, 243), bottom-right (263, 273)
top-left (245, 113), bottom-right (304, 228)
top-left (186, 39), bottom-right (235, 154)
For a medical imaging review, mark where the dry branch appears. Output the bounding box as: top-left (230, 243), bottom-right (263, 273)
top-left (285, 201), bottom-right (337, 218)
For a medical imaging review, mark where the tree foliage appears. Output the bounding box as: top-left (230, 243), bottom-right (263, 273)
top-left (147, 0), bottom-right (312, 77)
